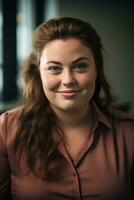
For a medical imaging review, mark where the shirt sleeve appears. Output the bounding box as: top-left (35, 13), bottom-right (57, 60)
top-left (0, 112), bottom-right (11, 200)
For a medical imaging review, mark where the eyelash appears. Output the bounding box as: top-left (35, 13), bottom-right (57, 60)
top-left (48, 66), bottom-right (62, 73)
top-left (73, 63), bottom-right (88, 71)
top-left (47, 63), bottom-right (88, 74)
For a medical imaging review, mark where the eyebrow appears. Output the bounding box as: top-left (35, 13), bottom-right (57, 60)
top-left (46, 57), bottom-right (90, 65)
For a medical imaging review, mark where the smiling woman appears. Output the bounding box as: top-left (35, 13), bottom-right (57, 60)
top-left (0, 17), bottom-right (134, 200)
top-left (39, 38), bottom-right (96, 113)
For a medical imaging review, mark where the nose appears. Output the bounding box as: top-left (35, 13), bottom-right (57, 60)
top-left (62, 69), bottom-right (76, 87)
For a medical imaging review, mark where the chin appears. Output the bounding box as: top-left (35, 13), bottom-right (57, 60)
top-left (58, 104), bottom-right (85, 112)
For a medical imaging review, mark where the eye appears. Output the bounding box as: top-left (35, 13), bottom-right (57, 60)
top-left (73, 63), bottom-right (88, 72)
top-left (48, 66), bottom-right (62, 74)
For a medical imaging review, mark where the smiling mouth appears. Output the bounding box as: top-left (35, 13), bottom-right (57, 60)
top-left (57, 90), bottom-right (81, 98)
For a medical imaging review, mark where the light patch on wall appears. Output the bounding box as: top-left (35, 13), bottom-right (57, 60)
top-left (45, 0), bottom-right (60, 20)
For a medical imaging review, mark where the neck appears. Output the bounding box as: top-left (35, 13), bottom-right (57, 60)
top-left (51, 104), bottom-right (92, 129)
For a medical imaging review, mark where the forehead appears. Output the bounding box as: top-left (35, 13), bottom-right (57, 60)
top-left (41, 38), bottom-right (93, 59)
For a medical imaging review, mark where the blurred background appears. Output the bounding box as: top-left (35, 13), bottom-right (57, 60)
top-left (0, 0), bottom-right (134, 114)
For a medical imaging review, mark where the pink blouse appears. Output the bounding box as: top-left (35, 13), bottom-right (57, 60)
top-left (0, 103), bottom-right (134, 200)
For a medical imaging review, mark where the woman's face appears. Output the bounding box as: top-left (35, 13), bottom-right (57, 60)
top-left (39, 38), bottom-right (97, 113)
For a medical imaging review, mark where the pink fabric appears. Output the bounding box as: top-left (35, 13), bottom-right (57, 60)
top-left (0, 103), bottom-right (134, 200)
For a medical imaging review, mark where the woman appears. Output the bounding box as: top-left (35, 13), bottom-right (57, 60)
top-left (0, 17), bottom-right (134, 200)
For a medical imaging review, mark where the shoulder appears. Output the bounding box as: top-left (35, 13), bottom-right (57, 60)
top-left (109, 106), bottom-right (134, 119)
top-left (93, 101), bottom-right (134, 132)
top-left (108, 107), bottom-right (134, 142)
top-left (109, 109), bottom-right (134, 164)
top-left (109, 107), bottom-right (134, 126)
top-left (0, 106), bottom-right (23, 124)
top-left (0, 106), bottom-right (23, 141)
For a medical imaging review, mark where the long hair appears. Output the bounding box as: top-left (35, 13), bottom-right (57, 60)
top-left (14, 17), bottom-right (112, 176)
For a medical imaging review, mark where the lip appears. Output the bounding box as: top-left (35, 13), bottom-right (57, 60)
top-left (57, 90), bottom-right (81, 98)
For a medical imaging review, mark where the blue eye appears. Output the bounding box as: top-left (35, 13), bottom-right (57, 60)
top-left (48, 66), bottom-right (62, 74)
top-left (73, 63), bottom-right (88, 72)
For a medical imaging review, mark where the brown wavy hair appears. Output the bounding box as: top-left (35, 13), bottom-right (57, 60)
top-left (14, 17), bottom-right (112, 177)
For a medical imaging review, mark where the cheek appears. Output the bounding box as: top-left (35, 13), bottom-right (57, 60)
top-left (41, 75), bottom-right (60, 91)
top-left (78, 74), bottom-right (96, 88)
